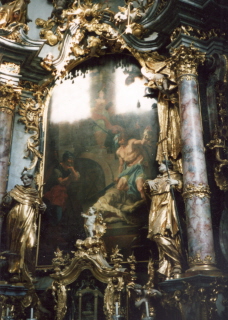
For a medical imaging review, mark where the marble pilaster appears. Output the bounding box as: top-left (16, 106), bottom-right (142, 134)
top-left (169, 46), bottom-right (220, 275)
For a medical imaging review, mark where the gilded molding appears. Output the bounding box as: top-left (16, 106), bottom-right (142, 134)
top-left (154, 0), bottom-right (168, 18)
top-left (18, 89), bottom-right (48, 171)
top-left (182, 183), bottom-right (211, 199)
top-left (0, 82), bottom-right (21, 114)
top-left (171, 25), bottom-right (226, 42)
top-left (35, 0), bottom-right (153, 48)
top-left (169, 45), bottom-right (205, 79)
top-left (207, 72), bottom-right (228, 191)
top-left (177, 74), bottom-right (198, 83)
top-left (50, 237), bottom-right (130, 320)
top-left (0, 62), bottom-right (20, 74)
top-left (161, 279), bottom-right (228, 320)
top-left (18, 80), bottom-right (40, 93)
top-left (0, 23), bottom-right (29, 43)
top-left (188, 252), bottom-right (214, 267)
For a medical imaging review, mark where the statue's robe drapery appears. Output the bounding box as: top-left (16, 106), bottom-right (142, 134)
top-left (144, 171), bottom-right (183, 277)
top-left (156, 93), bottom-right (182, 173)
top-left (3, 184), bottom-right (42, 273)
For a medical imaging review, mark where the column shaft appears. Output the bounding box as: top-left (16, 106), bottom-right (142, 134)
top-left (0, 110), bottom-right (14, 203)
top-left (169, 45), bottom-right (220, 274)
top-left (179, 76), bottom-right (215, 267)
top-left (0, 83), bottom-right (21, 203)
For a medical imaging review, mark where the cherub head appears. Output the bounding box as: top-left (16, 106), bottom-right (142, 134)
top-left (88, 207), bottom-right (96, 215)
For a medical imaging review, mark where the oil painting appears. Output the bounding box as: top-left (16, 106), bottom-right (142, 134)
top-left (38, 55), bottom-right (159, 265)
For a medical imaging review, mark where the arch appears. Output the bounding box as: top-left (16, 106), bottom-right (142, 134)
top-left (79, 152), bottom-right (113, 186)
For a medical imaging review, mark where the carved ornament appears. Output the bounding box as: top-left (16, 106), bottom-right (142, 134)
top-left (207, 63), bottom-right (228, 191)
top-left (0, 22), bottom-right (29, 42)
top-left (161, 279), bottom-right (228, 320)
top-left (188, 252), bottom-right (214, 267)
top-left (153, 0), bottom-right (168, 18)
top-left (0, 0), bottom-right (30, 41)
top-left (50, 237), bottom-right (130, 320)
top-left (182, 183), bottom-right (211, 200)
top-left (19, 80), bottom-right (41, 93)
top-left (168, 45), bottom-right (205, 79)
top-left (0, 62), bottom-right (20, 74)
top-left (0, 82), bottom-right (21, 114)
top-left (36, 0), bottom-right (150, 47)
top-left (17, 89), bottom-right (49, 171)
top-left (171, 25), bottom-right (226, 42)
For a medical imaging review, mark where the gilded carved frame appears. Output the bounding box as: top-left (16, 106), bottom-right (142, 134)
top-left (16, 0), bottom-right (182, 269)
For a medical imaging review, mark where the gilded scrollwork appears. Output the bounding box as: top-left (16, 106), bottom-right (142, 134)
top-left (0, 22), bottom-right (29, 42)
top-left (0, 82), bottom-right (21, 114)
top-left (35, 18), bottom-right (63, 46)
top-left (161, 278), bottom-right (228, 320)
top-left (153, 0), bottom-right (168, 18)
top-left (0, 62), bottom-right (20, 74)
top-left (49, 236), bottom-right (130, 320)
top-left (104, 276), bottom-right (125, 320)
top-left (0, 0), bottom-right (30, 28)
top-left (127, 253), bottom-right (137, 286)
top-left (17, 88), bottom-right (50, 171)
top-left (36, 0), bottom-right (153, 48)
top-left (207, 71), bottom-right (228, 191)
top-left (52, 281), bottom-right (67, 320)
top-left (18, 97), bottom-right (43, 170)
top-left (188, 252), bottom-right (214, 267)
top-left (171, 25), bottom-right (226, 42)
top-left (18, 80), bottom-right (40, 92)
top-left (0, 0), bottom-right (30, 42)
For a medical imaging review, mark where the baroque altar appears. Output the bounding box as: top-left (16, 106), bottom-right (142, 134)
top-left (0, 1), bottom-right (228, 319)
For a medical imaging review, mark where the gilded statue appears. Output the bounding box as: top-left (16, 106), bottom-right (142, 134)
top-left (138, 51), bottom-right (182, 173)
top-left (0, 0), bottom-right (31, 28)
top-left (1, 172), bottom-right (46, 281)
top-left (144, 161), bottom-right (183, 279)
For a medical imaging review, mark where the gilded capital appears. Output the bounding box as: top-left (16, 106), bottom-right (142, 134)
top-left (168, 45), bottom-right (206, 79)
top-left (0, 83), bottom-right (21, 114)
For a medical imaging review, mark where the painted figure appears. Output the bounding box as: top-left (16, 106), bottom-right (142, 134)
top-left (44, 151), bottom-right (80, 224)
top-left (91, 90), bottom-right (123, 148)
top-left (144, 161), bottom-right (183, 278)
top-left (81, 207), bottom-right (97, 238)
top-left (0, 0), bottom-right (30, 28)
top-left (2, 173), bottom-right (46, 279)
top-left (116, 130), bottom-right (148, 201)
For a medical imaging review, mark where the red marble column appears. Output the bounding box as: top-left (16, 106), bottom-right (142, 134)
top-left (170, 46), bottom-right (220, 275)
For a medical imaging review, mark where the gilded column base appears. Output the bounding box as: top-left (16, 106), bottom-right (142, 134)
top-left (184, 264), bottom-right (222, 277)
